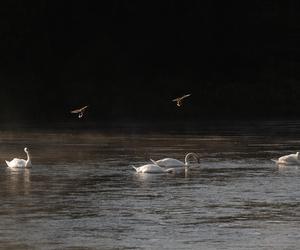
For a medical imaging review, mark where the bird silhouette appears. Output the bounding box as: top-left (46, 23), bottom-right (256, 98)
top-left (172, 94), bottom-right (191, 107)
top-left (70, 105), bottom-right (89, 118)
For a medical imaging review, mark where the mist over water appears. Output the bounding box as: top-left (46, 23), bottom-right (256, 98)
top-left (0, 121), bottom-right (299, 249)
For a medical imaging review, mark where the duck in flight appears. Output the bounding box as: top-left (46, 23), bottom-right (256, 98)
top-left (71, 105), bottom-right (89, 118)
top-left (172, 94), bottom-right (191, 107)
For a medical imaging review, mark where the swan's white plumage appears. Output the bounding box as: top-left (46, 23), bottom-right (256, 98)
top-left (132, 159), bottom-right (179, 174)
top-left (5, 147), bottom-right (31, 168)
top-left (150, 159), bottom-right (186, 174)
top-left (132, 163), bottom-right (166, 173)
top-left (156, 158), bottom-right (184, 167)
top-left (5, 159), bottom-right (27, 168)
top-left (132, 155), bottom-right (198, 174)
top-left (155, 153), bottom-right (200, 168)
top-left (275, 152), bottom-right (300, 165)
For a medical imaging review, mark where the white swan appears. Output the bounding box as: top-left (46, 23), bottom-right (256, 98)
top-left (272, 152), bottom-right (300, 165)
top-left (132, 159), bottom-right (168, 173)
top-left (132, 159), bottom-right (183, 174)
top-left (5, 147), bottom-right (32, 168)
top-left (155, 152), bottom-right (200, 168)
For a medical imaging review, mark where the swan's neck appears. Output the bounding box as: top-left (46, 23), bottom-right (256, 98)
top-left (185, 166), bottom-right (188, 175)
top-left (184, 153), bottom-right (199, 166)
top-left (184, 154), bottom-right (189, 165)
top-left (184, 153), bottom-right (193, 165)
top-left (25, 151), bottom-right (31, 167)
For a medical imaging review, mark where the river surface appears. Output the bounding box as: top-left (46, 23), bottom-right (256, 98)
top-left (0, 121), bottom-right (299, 249)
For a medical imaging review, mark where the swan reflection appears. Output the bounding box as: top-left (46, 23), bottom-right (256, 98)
top-left (6, 168), bottom-right (31, 195)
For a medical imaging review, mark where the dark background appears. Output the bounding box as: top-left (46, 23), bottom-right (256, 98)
top-left (0, 1), bottom-right (300, 124)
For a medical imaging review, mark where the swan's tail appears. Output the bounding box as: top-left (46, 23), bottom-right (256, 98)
top-left (5, 160), bottom-right (10, 167)
top-left (271, 159), bottom-right (279, 164)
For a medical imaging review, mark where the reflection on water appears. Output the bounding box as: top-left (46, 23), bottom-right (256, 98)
top-left (0, 122), bottom-right (299, 249)
top-left (5, 168), bottom-right (31, 195)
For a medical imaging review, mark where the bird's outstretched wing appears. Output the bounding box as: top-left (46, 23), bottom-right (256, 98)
top-left (81, 105), bottom-right (89, 111)
top-left (70, 105), bottom-right (88, 114)
top-left (71, 109), bottom-right (80, 114)
top-left (172, 94), bottom-right (191, 102)
top-left (181, 94), bottom-right (191, 100)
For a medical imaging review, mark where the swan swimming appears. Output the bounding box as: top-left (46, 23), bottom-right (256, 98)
top-left (132, 159), bottom-right (182, 174)
top-left (155, 152), bottom-right (200, 168)
top-left (5, 147), bottom-right (32, 168)
top-left (272, 152), bottom-right (300, 165)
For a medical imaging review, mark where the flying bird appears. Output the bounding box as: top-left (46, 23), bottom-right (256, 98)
top-left (70, 105), bottom-right (89, 118)
top-left (172, 94), bottom-right (191, 107)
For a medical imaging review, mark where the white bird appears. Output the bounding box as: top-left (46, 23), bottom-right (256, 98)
top-left (71, 105), bottom-right (89, 118)
top-left (155, 152), bottom-right (200, 168)
top-left (132, 159), bottom-right (181, 174)
top-left (5, 147), bottom-right (32, 168)
top-left (272, 152), bottom-right (300, 165)
top-left (172, 94), bottom-right (191, 107)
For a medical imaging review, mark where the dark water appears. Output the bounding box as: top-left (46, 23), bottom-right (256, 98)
top-left (0, 122), bottom-right (299, 249)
